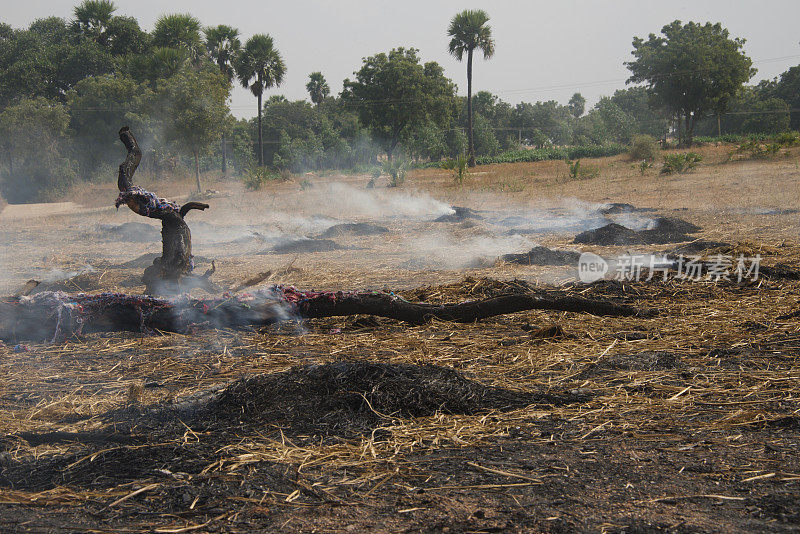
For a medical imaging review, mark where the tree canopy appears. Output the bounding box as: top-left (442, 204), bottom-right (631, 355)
top-left (306, 72), bottom-right (330, 106)
top-left (342, 47), bottom-right (457, 159)
top-left (626, 20), bottom-right (754, 145)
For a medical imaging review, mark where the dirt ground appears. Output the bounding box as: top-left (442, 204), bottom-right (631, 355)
top-left (0, 145), bottom-right (799, 532)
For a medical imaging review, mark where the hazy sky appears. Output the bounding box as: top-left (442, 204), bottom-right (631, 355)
top-left (6, 1), bottom-right (800, 118)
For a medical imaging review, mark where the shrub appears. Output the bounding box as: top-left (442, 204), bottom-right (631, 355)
top-left (566, 159), bottom-right (600, 180)
top-left (243, 165), bottom-right (280, 190)
top-left (637, 160), bottom-right (653, 175)
top-left (695, 131), bottom-right (800, 146)
top-left (775, 131), bottom-right (800, 146)
top-left (423, 144), bottom-right (628, 169)
top-left (726, 132), bottom-right (800, 161)
top-left (383, 159), bottom-right (407, 187)
top-left (445, 154), bottom-right (469, 184)
top-left (661, 153), bottom-right (702, 174)
top-left (629, 134), bottom-right (660, 161)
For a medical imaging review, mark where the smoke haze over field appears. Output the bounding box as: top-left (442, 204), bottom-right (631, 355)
top-left (5, 1), bottom-right (800, 119)
top-left (300, 183), bottom-right (453, 220)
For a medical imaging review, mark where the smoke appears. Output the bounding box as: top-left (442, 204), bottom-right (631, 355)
top-left (34, 265), bottom-right (95, 283)
top-left (611, 212), bottom-right (656, 231)
top-left (403, 232), bottom-right (533, 270)
top-left (298, 182), bottom-right (453, 220)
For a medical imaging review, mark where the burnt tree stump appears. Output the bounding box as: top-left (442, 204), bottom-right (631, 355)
top-left (115, 126), bottom-right (217, 295)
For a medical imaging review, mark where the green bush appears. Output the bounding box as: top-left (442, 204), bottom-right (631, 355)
top-left (661, 153), bottom-right (703, 174)
top-left (694, 131), bottom-right (800, 145)
top-left (243, 165), bottom-right (280, 190)
top-left (629, 134), bottom-right (660, 161)
top-left (566, 159), bottom-right (600, 180)
top-left (448, 154), bottom-right (469, 184)
top-left (421, 144), bottom-right (628, 169)
top-left (475, 144), bottom-right (627, 165)
top-left (383, 159), bottom-right (407, 187)
top-left (727, 133), bottom-right (799, 161)
top-left (775, 131), bottom-right (800, 146)
top-left (637, 160), bottom-right (653, 175)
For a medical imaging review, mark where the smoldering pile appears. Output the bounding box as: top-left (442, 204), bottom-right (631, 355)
top-left (434, 206), bottom-right (483, 223)
top-left (316, 222), bottom-right (389, 238)
top-left (574, 217), bottom-right (702, 246)
top-left (499, 246), bottom-right (581, 266)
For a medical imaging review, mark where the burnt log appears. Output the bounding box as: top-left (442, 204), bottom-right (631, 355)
top-left (115, 126), bottom-right (217, 295)
top-left (0, 288), bottom-right (644, 342)
top-left (294, 292), bottom-right (640, 325)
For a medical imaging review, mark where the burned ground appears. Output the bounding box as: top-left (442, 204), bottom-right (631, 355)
top-left (0, 276), bottom-right (798, 532)
top-left (268, 238), bottom-right (346, 254)
top-left (0, 147), bottom-right (799, 532)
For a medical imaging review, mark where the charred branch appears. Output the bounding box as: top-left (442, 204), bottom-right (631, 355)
top-left (0, 288), bottom-right (644, 342)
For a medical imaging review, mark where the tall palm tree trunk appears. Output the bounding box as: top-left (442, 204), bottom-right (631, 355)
top-left (467, 48), bottom-right (475, 167)
top-left (257, 91), bottom-right (263, 166)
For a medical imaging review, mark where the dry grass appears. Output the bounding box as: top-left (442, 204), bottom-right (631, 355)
top-left (0, 147), bottom-right (799, 531)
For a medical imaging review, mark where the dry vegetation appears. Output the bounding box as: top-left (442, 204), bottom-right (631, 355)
top-left (0, 145), bottom-right (799, 532)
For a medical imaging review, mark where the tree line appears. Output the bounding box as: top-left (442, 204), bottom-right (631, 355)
top-left (0, 2), bottom-right (797, 202)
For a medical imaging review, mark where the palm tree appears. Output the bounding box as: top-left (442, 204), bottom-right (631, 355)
top-left (447, 9), bottom-right (495, 167)
top-left (205, 25), bottom-right (240, 82)
top-left (234, 34), bottom-right (286, 166)
top-left (205, 25), bottom-right (240, 175)
top-left (72, 0), bottom-right (116, 45)
top-left (152, 13), bottom-right (204, 59)
top-left (148, 46), bottom-right (188, 80)
top-left (306, 72), bottom-right (330, 106)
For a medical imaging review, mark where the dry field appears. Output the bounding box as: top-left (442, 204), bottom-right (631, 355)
top-left (0, 145), bottom-right (799, 532)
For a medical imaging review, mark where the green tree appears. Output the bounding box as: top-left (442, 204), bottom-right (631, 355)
top-left (760, 65), bottom-right (800, 129)
top-left (152, 13), bottom-right (203, 59)
top-left (0, 97), bottom-right (75, 202)
top-left (609, 87), bottom-right (669, 138)
top-left (105, 16), bottom-right (149, 56)
top-left (71, 0), bottom-right (116, 46)
top-left (204, 25), bottom-right (240, 82)
top-left (626, 20), bottom-right (754, 146)
top-left (740, 97), bottom-right (790, 134)
top-left (342, 47), bottom-right (457, 160)
top-left (568, 92), bottom-right (586, 118)
top-left (204, 24), bottom-right (240, 175)
top-left (159, 65), bottom-right (229, 191)
top-left (67, 74), bottom-right (148, 176)
top-left (234, 34), bottom-right (286, 166)
top-left (447, 9), bottom-right (495, 166)
top-left (472, 113), bottom-right (499, 156)
top-left (0, 17), bottom-right (114, 105)
top-left (407, 120), bottom-right (447, 161)
top-left (306, 71), bottom-right (329, 106)
top-left (510, 100), bottom-right (572, 145)
top-left (147, 46), bottom-right (189, 81)
top-left (590, 97), bottom-right (635, 144)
